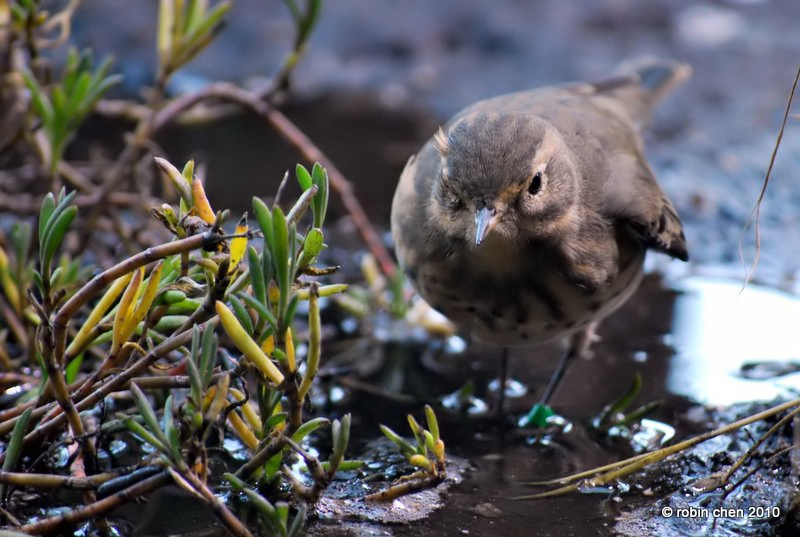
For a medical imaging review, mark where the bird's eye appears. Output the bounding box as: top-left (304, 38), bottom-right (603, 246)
top-left (445, 196), bottom-right (463, 211)
top-left (528, 172), bottom-right (543, 195)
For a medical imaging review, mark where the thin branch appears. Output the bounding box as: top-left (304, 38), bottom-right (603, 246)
top-left (17, 470), bottom-right (171, 535)
top-left (145, 82), bottom-right (398, 277)
top-left (739, 64), bottom-right (800, 288)
top-left (1, 322), bottom-right (208, 464)
top-left (51, 232), bottom-right (217, 365)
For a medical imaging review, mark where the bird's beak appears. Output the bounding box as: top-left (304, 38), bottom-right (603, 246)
top-left (474, 206), bottom-right (497, 246)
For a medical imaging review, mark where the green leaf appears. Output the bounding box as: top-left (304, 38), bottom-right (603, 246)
top-left (22, 68), bottom-right (54, 123)
top-left (65, 71), bottom-right (92, 119)
top-left (615, 401), bottom-right (661, 428)
top-left (310, 163), bottom-right (329, 228)
top-left (223, 472), bottom-right (247, 491)
top-left (200, 323), bottom-right (218, 387)
top-left (297, 227), bottom-right (324, 270)
top-left (228, 293), bottom-right (254, 336)
top-left (594, 373), bottom-right (643, 428)
top-left (247, 246), bottom-right (266, 305)
top-left (49, 265), bottom-right (63, 287)
top-left (242, 487), bottom-right (278, 518)
top-left (31, 270), bottom-right (43, 294)
top-left (407, 415), bottom-right (424, 448)
top-left (291, 417), bottom-right (329, 443)
top-left (425, 405), bottom-right (440, 442)
top-left (276, 501), bottom-right (289, 528)
top-left (163, 395), bottom-right (183, 464)
top-left (186, 328), bottom-right (204, 404)
top-left (518, 403), bottom-right (556, 428)
top-left (183, 3), bottom-right (230, 54)
top-left (295, 163), bottom-right (312, 191)
top-left (185, 0), bottom-right (206, 34)
top-left (262, 451), bottom-right (283, 481)
top-left (124, 418), bottom-right (170, 455)
top-left (283, 294), bottom-right (299, 330)
top-left (423, 430), bottom-right (435, 454)
top-left (65, 354), bottom-right (83, 385)
top-left (38, 192), bottom-right (56, 244)
top-left (330, 414), bottom-right (351, 473)
top-left (40, 205), bottom-right (77, 272)
top-left (263, 412), bottom-right (288, 433)
top-left (130, 383), bottom-right (170, 450)
top-left (2, 408), bottom-right (32, 487)
top-left (239, 292), bottom-right (277, 334)
top-left (272, 207), bottom-right (289, 289)
top-left (39, 189), bottom-right (76, 262)
top-left (379, 424), bottom-right (416, 458)
top-left (252, 197), bottom-right (274, 254)
top-left (62, 49), bottom-right (80, 89)
top-left (287, 503), bottom-right (307, 537)
top-left (271, 207), bottom-right (291, 324)
top-left (85, 72), bottom-right (123, 112)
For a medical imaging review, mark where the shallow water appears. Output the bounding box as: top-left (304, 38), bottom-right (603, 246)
top-left (304, 272), bottom-right (800, 536)
top-left (670, 276), bottom-right (800, 406)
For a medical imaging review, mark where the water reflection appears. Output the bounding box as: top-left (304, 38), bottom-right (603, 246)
top-left (669, 276), bottom-right (800, 405)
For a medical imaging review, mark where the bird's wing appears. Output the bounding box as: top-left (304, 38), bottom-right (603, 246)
top-left (603, 148), bottom-right (689, 261)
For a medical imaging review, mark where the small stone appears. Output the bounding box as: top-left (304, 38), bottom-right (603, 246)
top-left (471, 502), bottom-right (503, 518)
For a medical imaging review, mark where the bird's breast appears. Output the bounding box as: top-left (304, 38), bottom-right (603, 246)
top-left (412, 234), bottom-right (645, 346)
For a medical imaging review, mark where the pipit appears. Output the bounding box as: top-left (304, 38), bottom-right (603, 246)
top-left (391, 60), bottom-right (689, 409)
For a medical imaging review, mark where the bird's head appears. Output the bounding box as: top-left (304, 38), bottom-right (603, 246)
top-left (430, 112), bottom-right (580, 246)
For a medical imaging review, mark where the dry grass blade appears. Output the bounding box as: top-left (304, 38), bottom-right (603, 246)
top-left (515, 396), bottom-right (800, 499)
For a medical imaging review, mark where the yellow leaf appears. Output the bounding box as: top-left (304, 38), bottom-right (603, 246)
top-left (0, 246), bottom-right (20, 313)
top-left (191, 177), bottom-right (215, 224)
top-left (284, 326), bottom-right (296, 373)
top-left (111, 267), bottom-right (143, 355)
top-left (230, 213), bottom-right (248, 269)
top-left (204, 373), bottom-right (230, 424)
top-left (117, 261), bottom-right (164, 348)
top-left (227, 410), bottom-right (259, 451)
top-left (215, 301), bottom-right (285, 385)
top-left (260, 333), bottom-right (275, 355)
top-left (230, 387), bottom-right (262, 433)
top-left (409, 454), bottom-right (434, 471)
top-left (66, 272), bottom-right (133, 358)
top-left (122, 261), bottom-right (164, 341)
top-left (154, 157), bottom-right (192, 207)
top-left (267, 281), bottom-right (280, 304)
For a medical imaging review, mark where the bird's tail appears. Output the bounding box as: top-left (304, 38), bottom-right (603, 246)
top-left (585, 58), bottom-right (691, 127)
top-left (623, 58), bottom-right (692, 105)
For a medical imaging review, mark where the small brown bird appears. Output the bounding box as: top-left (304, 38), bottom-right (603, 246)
top-left (391, 60), bottom-right (689, 407)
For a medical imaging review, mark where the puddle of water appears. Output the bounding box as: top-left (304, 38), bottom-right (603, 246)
top-left (669, 276), bottom-right (800, 405)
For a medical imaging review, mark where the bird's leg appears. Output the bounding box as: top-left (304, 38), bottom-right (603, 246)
top-left (538, 323), bottom-right (598, 406)
top-left (496, 346), bottom-right (510, 415)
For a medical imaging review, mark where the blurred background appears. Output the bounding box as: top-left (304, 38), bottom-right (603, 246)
top-left (71, 0), bottom-right (800, 286)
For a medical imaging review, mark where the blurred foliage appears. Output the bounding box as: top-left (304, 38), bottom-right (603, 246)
top-left (22, 48), bottom-right (121, 176)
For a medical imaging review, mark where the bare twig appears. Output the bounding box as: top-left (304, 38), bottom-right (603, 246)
top-left (145, 83), bottom-right (397, 277)
top-left (17, 470), bottom-right (171, 535)
top-left (0, 322), bottom-right (208, 464)
top-left (739, 64), bottom-right (800, 288)
top-left (0, 469), bottom-right (118, 489)
top-left (51, 232), bottom-right (220, 366)
top-left (175, 468), bottom-right (254, 537)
